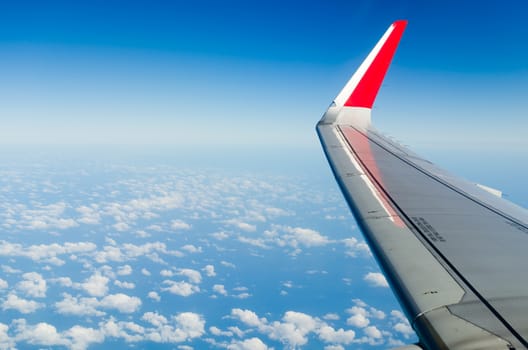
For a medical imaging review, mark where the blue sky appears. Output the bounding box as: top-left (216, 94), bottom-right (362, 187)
top-left (0, 0), bottom-right (527, 149)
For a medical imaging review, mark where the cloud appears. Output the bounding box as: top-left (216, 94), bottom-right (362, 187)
top-left (147, 291), bottom-right (161, 302)
top-left (231, 309), bottom-right (263, 327)
top-left (209, 326), bottom-right (233, 337)
top-left (230, 308), bottom-right (360, 348)
top-left (117, 265), bottom-right (133, 276)
top-left (0, 240), bottom-right (96, 265)
top-left (178, 269), bottom-right (202, 284)
top-left (13, 202), bottom-right (78, 231)
top-left (221, 261), bottom-right (235, 268)
top-left (390, 310), bottom-right (415, 338)
top-left (162, 280), bottom-right (200, 297)
top-left (17, 272), bottom-right (47, 298)
top-left (239, 225), bottom-right (331, 253)
top-left (323, 313), bottom-right (340, 321)
top-left (76, 205), bottom-right (101, 225)
top-left (142, 312), bottom-right (168, 327)
top-left (227, 337), bottom-right (271, 350)
top-left (363, 272), bottom-right (389, 288)
top-left (14, 321), bottom-right (68, 347)
top-left (224, 218), bottom-right (258, 233)
top-left (114, 280), bottom-right (135, 289)
top-left (55, 293), bottom-right (105, 317)
top-left (82, 273), bottom-right (109, 297)
top-left (203, 264), bottom-right (216, 277)
top-left (141, 312), bottom-right (205, 343)
top-left (0, 279), bottom-right (7, 289)
top-left (213, 284), bottom-right (227, 296)
top-left (364, 326), bottom-right (382, 339)
top-left (99, 293), bottom-right (142, 313)
top-left (342, 237), bottom-right (371, 257)
top-left (65, 325), bottom-right (105, 350)
top-left (2, 293), bottom-right (43, 314)
top-left (171, 220), bottom-right (191, 230)
top-left (181, 244), bottom-right (202, 254)
top-left (317, 326), bottom-right (355, 345)
top-left (0, 323), bottom-right (14, 349)
top-left (94, 241), bottom-right (178, 264)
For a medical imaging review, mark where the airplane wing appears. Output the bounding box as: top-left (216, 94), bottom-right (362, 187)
top-left (317, 20), bottom-right (528, 350)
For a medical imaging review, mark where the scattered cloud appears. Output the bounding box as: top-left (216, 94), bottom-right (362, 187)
top-left (203, 264), bottom-right (216, 277)
top-left (171, 220), bottom-right (191, 231)
top-left (2, 293), bottom-right (43, 314)
top-left (363, 272), bottom-right (389, 288)
top-left (162, 280), bottom-right (200, 297)
top-left (17, 272), bottom-right (47, 298)
top-left (81, 273), bottom-right (109, 297)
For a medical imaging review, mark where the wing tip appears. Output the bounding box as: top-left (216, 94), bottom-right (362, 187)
top-left (342, 20), bottom-right (407, 109)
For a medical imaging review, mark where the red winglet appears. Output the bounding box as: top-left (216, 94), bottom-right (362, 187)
top-left (344, 20), bottom-right (407, 108)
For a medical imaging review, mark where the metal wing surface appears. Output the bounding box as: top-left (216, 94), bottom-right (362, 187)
top-left (317, 20), bottom-right (528, 350)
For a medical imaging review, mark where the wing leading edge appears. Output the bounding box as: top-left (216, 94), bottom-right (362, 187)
top-left (317, 21), bottom-right (528, 349)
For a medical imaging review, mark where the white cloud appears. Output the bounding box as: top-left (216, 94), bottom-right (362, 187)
top-left (171, 220), bottom-right (191, 231)
top-left (230, 308), bottom-right (360, 348)
top-left (391, 310), bottom-right (415, 338)
top-left (0, 323), bottom-right (14, 349)
top-left (181, 244), bottom-right (202, 254)
top-left (0, 240), bottom-right (96, 265)
top-left (162, 280), bottom-right (200, 297)
top-left (141, 268), bottom-right (151, 276)
top-left (323, 313), bottom-right (340, 321)
top-left (114, 280), bottom-right (135, 289)
top-left (82, 273), bottom-right (109, 297)
top-left (55, 293), bottom-right (105, 317)
top-left (64, 325), bottom-right (105, 350)
top-left (117, 265), bottom-right (132, 276)
top-left (317, 326), bottom-right (355, 345)
top-left (213, 284), bottom-right (227, 296)
top-left (364, 326), bottom-right (382, 339)
top-left (227, 337), bottom-right (270, 350)
top-left (231, 309), bottom-right (263, 327)
top-left (225, 220), bottom-right (257, 232)
top-left (346, 306), bottom-right (370, 328)
top-left (76, 205), bottom-right (101, 225)
top-left (203, 264), bottom-right (216, 277)
top-left (113, 222), bottom-right (130, 232)
top-left (17, 272), bottom-right (47, 298)
top-left (363, 272), bottom-right (389, 288)
top-left (100, 293), bottom-right (142, 313)
top-left (282, 227), bottom-right (329, 247)
top-left (324, 345), bottom-right (345, 350)
top-left (142, 312), bottom-right (168, 327)
top-left (209, 326), bottom-right (233, 337)
top-left (147, 291), bottom-right (161, 302)
top-left (342, 237), bottom-right (371, 257)
top-left (15, 321), bottom-right (68, 347)
top-left (141, 312), bottom-right (205, 343)
top-left (160, 269), bottom-right (174, 277)
top-left (14, 202), bottom-right (78, 231)
top-left (178, 269), bottom-right (202, 284)
top-left (0, 279), bottom-right (7, 289)
top-left (221, 261), bottom-right (236, 268)
top-left (50, 277), bottom-right (73, 287)
top-left (2, 293), bottom-right (43, 314)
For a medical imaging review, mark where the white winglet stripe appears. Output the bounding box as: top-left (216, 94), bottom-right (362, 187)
top-left (333, 23), bottom-right (396, 107)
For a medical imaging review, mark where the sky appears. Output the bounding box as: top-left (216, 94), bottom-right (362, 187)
top-left (0, 0), bottom-right (527, 150)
